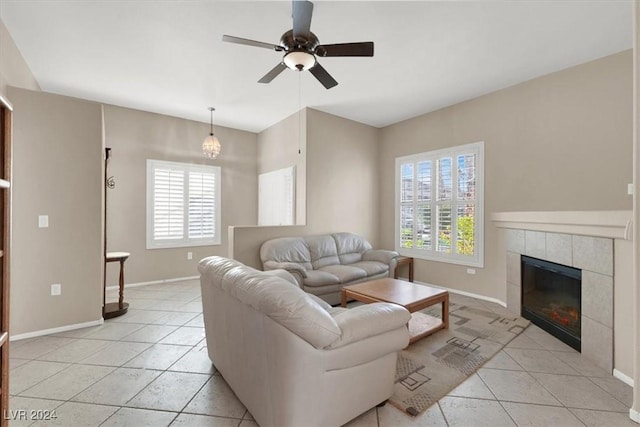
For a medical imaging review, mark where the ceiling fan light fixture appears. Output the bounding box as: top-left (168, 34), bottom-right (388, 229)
top-left (284, 51), bottom-right (316, 71)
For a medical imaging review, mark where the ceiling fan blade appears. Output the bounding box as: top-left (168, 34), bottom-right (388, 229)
top-left (292, 0), bottom-right (314, 40)
top-left (222, 35), bottom-right (282, 51)
top-left (258, 63), bottom-right (288, 84)
top-left (309, 62), bottom-right (338, 89)
top-left (316, 42), bottom-right (374, 57)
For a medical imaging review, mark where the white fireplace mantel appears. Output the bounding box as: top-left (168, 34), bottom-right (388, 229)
top-left (491, 210), bottom-right (632, 240)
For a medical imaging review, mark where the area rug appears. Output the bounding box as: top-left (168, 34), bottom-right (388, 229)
top-left (390, 295), bottom-right (529, 416)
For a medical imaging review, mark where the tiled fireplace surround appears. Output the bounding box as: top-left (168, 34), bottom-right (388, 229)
top-left (504, 229), bottom-right (614, 372)
top-left (493, 210), bottom-right (633, 376)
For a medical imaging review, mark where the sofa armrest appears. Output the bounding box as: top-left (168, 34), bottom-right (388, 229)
top-left (362, 249), bottom-right (398, 265)
top-left (263, 260), bottom-right (307, 286)
top-left (327, 303), bottom-right (410, 349)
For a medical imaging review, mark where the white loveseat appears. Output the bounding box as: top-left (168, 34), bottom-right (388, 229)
top-left (260, 232), bottom-right (399, 305)
top-left (199, 256), bottom-right (410, 427)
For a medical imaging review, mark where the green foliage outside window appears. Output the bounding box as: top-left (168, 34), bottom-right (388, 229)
top-left (439, 215), bottom-right (475, 255)
top-left (401, 228), bottom-right (425, 249)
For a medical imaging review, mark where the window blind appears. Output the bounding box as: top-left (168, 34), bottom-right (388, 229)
top-left (147, 160), bottom-right (221, 249)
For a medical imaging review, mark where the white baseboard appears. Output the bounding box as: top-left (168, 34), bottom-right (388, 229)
top-left (412, 279), bottom-right (507, 307)
top-left (106, 275), bottom-right (199, 291)
top-left (630, 408), bottom-right (640, 423)
top-left (10, 318), bottom-right (104, 342)
top-left (613, 369), bottom-right (635, 387)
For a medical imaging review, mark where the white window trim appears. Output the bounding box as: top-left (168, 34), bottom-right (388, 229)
top-left (394, 141), bottom-right (484, 268)
top-left (146, 159), bottom-right (221, 249)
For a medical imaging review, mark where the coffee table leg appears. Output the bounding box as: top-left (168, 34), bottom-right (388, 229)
top-left (341, 289), bottom-right (347, 307)
top-left (442, 294), bottom-right (449, 329)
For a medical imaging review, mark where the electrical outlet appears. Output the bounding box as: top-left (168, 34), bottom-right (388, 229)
top-left (187, 252), bottom-right (193, 260)
top-left (466, 268), bottom-right (476, 275)
top-left (51, 284), bottom-right (61, 296)
top-left (628, 183), bottom-right (634, 196)
top-left (38, 215), bottom-right (49, 228)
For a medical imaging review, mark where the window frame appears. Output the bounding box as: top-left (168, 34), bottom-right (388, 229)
top-left (394, 141), bottom-right (484, 268)
top-left (146, 159), bottom-right (221, 249)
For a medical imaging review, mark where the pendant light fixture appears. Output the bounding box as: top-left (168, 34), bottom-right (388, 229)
top-left (202, 107), bottom-right (221, 159)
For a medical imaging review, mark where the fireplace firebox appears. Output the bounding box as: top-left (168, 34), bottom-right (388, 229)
top-left (521, 255), bottom-right (581, 351)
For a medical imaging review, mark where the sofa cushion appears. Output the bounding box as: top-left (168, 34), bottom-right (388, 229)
top-left (262, 269), bottom-right (299, 287)
top-left (200, 257), bottom-right (341, 349)
top-left (347, 261), bottom-right (388, 276)
top-left (242, 276), bottom-right (341, 348)
top-left (318, 265), bottom-right (367, 284)
top-left (333, 232), bottom-right (373, 265)
top-left (260, 236), bottom-right (312, 270)
top-left (305, 234), bottom-right (340, 269)
top-left (304, 270), bottom-right (341, 287)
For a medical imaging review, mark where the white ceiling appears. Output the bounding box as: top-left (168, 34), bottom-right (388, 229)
top-left (0, 1), bottom-right (633, 133)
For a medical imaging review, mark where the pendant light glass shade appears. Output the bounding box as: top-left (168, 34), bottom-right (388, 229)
top-left (203, 107), bottom-right (221, 159)
top-left (202, 134), bottom-right (221, 159)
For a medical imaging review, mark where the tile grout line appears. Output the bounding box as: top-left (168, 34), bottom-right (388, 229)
top-left (584, 375), bottom-right (634, 409)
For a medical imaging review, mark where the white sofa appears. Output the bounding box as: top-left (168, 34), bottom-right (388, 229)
top-left (260, 232), bottom-right (399, 305)
top-left (199, 256), bottom-right (410, 427)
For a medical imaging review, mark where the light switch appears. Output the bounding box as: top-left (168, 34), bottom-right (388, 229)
top-left (38, 215), bottom-right (49, 228)
top-left (628, 184), bottom-right (634, 196)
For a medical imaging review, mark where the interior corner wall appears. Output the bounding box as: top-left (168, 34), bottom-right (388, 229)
top-left (0, 19), bottom-right (40, 98)
top-left (257, 109), bottom-right (307, 225)
top-left (305, 108), bottom-right (380, 246)
top-left (632, 0), bottom-right (639, 418)
top-left (379, 50), bottom-right (633, 301)
top-left (9, 87), bottom-right (103, 336)
top-left (103, 105), bottom-right (258, 286)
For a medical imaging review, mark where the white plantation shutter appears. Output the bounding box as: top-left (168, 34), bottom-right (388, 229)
top-left (395, 142), bottom-right (484, 267)
top-left (153, 167), bottom-right (185, 241)
top-left (188, 172), bottom-right (216, 239)
top-left (147, 160), bottom-right (221, 249)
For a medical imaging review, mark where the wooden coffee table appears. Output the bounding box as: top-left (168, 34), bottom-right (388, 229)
top-left (341, 278), bottom-right (449, 344)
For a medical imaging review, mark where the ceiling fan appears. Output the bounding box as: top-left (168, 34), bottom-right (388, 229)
top-left (222, 0), bottom-right (374, 89)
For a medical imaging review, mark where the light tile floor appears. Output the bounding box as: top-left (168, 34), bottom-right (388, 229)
top-left (8, 279), bottom-right (637, 426)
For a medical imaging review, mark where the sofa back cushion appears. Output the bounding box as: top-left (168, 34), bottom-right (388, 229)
top-left (260, 236), bottom-right (312, 270)
top-left (305, 234), bottom-right (340, 269)
top-left (200, 256), bottom-right (341, 349)
top-left (333, 232), bottom-right (373, 265)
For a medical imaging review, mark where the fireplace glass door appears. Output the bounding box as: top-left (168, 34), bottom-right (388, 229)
top-left (521, 255), bottom-right (581, 351)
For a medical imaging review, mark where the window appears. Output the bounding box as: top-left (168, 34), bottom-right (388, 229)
top-left (395, 141), bottom-right (484, 267)
top-left (146, 159), bottom-right (221, 249)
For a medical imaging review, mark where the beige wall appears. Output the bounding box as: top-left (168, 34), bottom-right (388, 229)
top-left (306, 108), bottom-right (380, 245)
top-left (103, 105), bottom-right (258, 285)
top-left (632, 0), bottom-right (639, 417)
top-left (379, 50), bottom-right (633, 300)
top-left (9, 88), bottom-right (103, 335)
top-left (230, 108), bottom-right (382, 267)
top-left (257, 110), bottom-right (306, 225)
top-left (614, 239), bottom-right (634, 380)
top-left (0, 20), bottom-right (40, 98)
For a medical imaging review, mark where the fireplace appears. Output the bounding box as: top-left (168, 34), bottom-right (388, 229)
top-left (521, 255), bottom-right (582, 351)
